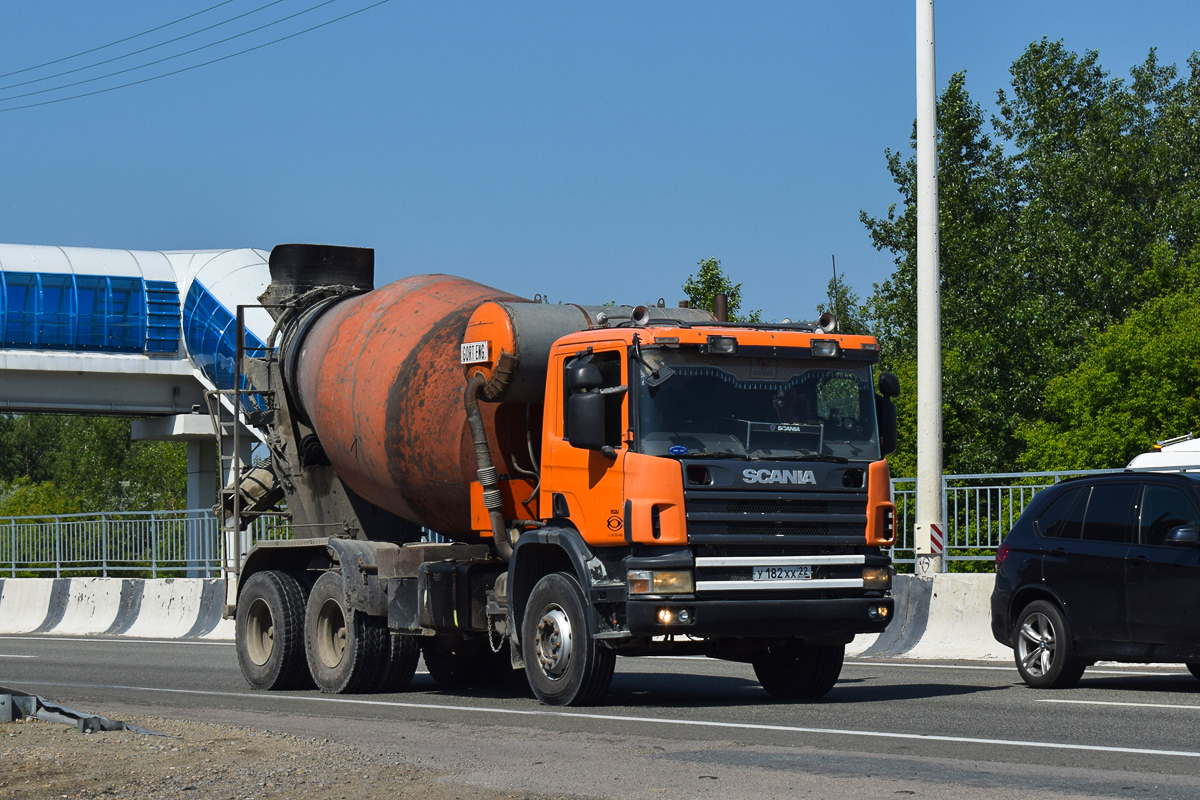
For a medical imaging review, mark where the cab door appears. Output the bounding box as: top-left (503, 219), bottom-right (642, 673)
top-left (541, 345), bottom-right (628, 545)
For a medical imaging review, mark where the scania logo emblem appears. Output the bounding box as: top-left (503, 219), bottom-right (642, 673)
top-left (742, 468), bottom-right (817, 485)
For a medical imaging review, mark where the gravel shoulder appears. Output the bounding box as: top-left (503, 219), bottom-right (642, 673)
top-left (0, 712), bottom-right (565, 800)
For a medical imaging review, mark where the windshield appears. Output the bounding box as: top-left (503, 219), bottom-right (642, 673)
top-left (635, 348), bottom-right (881, 462)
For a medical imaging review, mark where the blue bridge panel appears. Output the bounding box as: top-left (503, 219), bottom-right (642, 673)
top-left (182, 279), bottom-right (267, 394)
top-left (0, 272), bottom-right (179, 354)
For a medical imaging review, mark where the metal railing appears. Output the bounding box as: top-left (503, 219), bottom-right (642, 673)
top-left (0, 469), bottom-right (1128, 578)
top-left (0, 510), bottom-right (290, 579)
top-left (888, 469), bottom-right (1125, 570)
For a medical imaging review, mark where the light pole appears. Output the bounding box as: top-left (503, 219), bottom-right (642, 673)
top-left (914, 0), bottom-right (945, 576)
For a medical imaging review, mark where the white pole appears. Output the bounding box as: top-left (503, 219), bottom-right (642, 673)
top-left (914, 0), bottom-right (944, 576)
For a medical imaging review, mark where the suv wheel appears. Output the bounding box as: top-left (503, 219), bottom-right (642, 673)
top-left (1013, 600), bottom-right (1085, 689)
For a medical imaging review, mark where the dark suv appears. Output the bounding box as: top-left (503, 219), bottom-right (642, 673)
top-left (992, 472), bottom-right (1200, 688)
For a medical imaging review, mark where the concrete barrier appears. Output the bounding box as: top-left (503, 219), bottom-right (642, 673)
top-left (0, 573), bottom-right (1012, 660)
top-left (0, 578), bottom-right (231, 640)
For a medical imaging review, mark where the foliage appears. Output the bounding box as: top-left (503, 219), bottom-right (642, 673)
top-left (1020, 287), bottom-right (1200, 469)
top-left (0, 477), bottom-right (82, 518)
top-left (863, 41), bottom-right (1200, 475)
top-left (0, 415), bottom-right (187, 515)
top-left (683, 258), bottom-right (762, 323)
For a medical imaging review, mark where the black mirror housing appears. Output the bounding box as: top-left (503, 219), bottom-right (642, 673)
top-left (567, 391), bottom-right (607, 450)
top-left (1166, 525), bottom-right (1200, 546)
top-left (878, 372), bottom-right (900, 399)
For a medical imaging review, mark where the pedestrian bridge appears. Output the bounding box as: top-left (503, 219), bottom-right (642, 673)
top-left (0, 242), bottom-right (277, 508)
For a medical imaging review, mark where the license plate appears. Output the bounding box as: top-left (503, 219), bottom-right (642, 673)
top-left (752, 565), bottom-right (812, 581)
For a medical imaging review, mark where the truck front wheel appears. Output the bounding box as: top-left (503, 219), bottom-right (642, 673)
top-left (236, 570), bottom-right (312, 690)
top-left (752, 641), bottom-right (844, 700)
top-left (521, 572), bottom-right (615, 706)
top-left (304, 571), bottom-right (389, 693)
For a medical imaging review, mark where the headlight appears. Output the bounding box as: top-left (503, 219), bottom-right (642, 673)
top-left (627, 570), bottom-right (694, 595)
top-left (862, 566), bottom-right (893, 590)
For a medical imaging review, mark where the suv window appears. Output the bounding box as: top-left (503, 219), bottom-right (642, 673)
top-left (1081, 483), bottom-right (1137, 543)
top-left (1139, 484), bottom-right (1200, 546)
top-left (1036, 486), bottom-right (1086, 539)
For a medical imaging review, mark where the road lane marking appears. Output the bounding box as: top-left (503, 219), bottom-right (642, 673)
top-left (845, 662), bottom-right (1187, 676)
top-left (0, 636), bottom-right (232, 647)
top-left (1039, 698), bottom-right (1200, 711)
top-left (0, 654), bottom-right (35, 658)
top-left (12, 679), bottom-right (1200, 760)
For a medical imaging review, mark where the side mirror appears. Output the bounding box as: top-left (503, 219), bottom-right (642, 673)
top-left (875, 395), bottom-right (897, 456)
top-left (1166, 525), bottom-right (1200, 546)
top-left (878, 372), bottom-right (900, 398)
top-left (566, 361), bottom-right (603, 391)
top-left (567, 392), bottom-right (606, 450)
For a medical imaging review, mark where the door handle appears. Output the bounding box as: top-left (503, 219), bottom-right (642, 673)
top-left (1129, 554), bottom-right (1150, 566)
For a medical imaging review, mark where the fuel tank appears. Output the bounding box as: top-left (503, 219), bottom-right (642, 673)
top-left (286, 273), bottom-right (527, 539)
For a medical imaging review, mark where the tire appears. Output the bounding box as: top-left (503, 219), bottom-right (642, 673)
top-left (1013, 600), bottom-right (1085, 689)
top-left (304, 571), bottom-right (389, 694)
top-left (236, 570), bottom-right (313, 690)
top-left (376, 634), bottom-right (422, 693)
top-left (752, 641), bottom-right (845, 700)
top-left (1186, 662), bottom-right (1200, 681)
top-left (520, 572), bottom-right (615, 706)
top-left (421, 636), bottom-right (512, 689)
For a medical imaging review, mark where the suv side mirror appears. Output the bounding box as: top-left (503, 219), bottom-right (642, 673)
top-left (1166, 525), bottom-right (1200, 546)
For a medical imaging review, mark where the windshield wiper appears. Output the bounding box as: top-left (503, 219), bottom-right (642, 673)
top-left (770, 454), bottom-right (850, 463)
top-left (679, 451), bottom-right (752, 460)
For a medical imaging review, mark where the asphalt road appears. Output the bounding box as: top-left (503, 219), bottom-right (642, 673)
top-left (4, 635), bottom-right (1200, 799)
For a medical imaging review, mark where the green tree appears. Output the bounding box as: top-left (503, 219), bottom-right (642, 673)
top-left (683, 258), bottom-right (762, 323)
top-left (1020, 285), bottom-right (1200, 470)
top-left (0, 414), bottom-right (187, 514)
top-left (863, 42), bottom-right (1200, 475)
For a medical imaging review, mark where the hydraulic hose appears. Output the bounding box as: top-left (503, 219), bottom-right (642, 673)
top-left (465, 374), bottom-right (512, 562)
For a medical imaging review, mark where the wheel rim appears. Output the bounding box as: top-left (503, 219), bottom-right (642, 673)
top-left (316, 597), bottom-right (348, 669)
top-left (533, 604), bottom-right (573, 680)
top-left (246, 597), bottom-right (275, 666)
top-left (1017, 611), bottom-right (1056, 677)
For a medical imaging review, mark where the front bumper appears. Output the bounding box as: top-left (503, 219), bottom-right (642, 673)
top-left (626, 596), bottom-right (893, 638)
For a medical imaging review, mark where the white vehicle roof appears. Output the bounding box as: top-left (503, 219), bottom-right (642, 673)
top-left (1127, 436), bottom-right (1200, 470)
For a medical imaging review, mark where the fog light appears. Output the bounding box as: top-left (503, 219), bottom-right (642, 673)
top-left (862, 566), bottom-right (893, 590)
top-left (677, 609), bottom-right (691, 623)
top-left (657, 608), bottom-right (675, 624)
top-left (868, 605), bottom-right (890, 620)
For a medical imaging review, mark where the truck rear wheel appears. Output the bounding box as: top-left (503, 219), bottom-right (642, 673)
top-left (752, 641), bottom-right (844, 700)
top-left (377, 634), bottom-right (421, 693)
top-left (521, 571), bottom-right (615, 706)
top-left (236, 570), bottom-right (312, 690)
top-left (304, 571), bottom-right (389, 694)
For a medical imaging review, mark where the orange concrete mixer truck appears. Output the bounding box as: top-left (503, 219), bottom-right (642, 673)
top-left (227, 244), bottom-right (899, 705)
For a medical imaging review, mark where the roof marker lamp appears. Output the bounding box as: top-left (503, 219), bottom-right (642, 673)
top-left (811, 339), bottom-right (841, 358)
top-left (704, 335), bottom-right (738, 355)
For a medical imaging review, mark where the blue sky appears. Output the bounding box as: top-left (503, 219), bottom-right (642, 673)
top-left (2, 2), bottom-right (1197, 323)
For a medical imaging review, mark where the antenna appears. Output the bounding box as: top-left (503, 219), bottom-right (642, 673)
top-left (831, 255), bottom-right (840, 333)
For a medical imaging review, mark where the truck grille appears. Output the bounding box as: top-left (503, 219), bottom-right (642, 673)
top-left (684, 489), bottom-right (867, 546)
